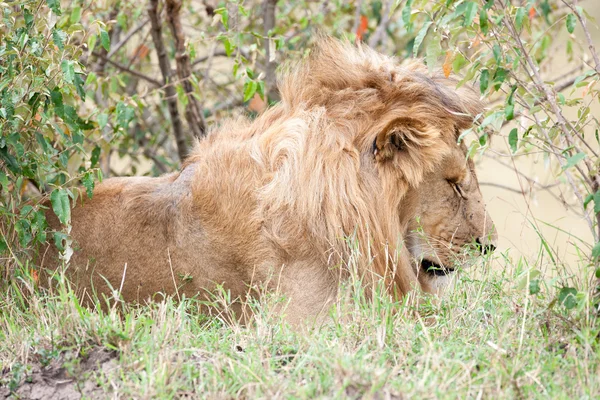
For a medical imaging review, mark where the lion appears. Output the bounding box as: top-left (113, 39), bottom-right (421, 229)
top-left (41, 38), bottom-right (497, 324)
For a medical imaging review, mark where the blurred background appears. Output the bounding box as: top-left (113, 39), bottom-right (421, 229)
top-left (478, 4), bottom-right (600, 274)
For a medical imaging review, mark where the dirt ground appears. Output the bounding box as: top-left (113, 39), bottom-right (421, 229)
top-left (0, 347), bottom-right (117, 400)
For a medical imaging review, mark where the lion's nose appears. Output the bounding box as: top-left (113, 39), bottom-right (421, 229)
top-left (475, 237), bottom-right (496, 255)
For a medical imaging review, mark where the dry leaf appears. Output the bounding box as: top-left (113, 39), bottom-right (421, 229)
top-left (443, 51), bottom-right (454, 78)
top-left (356, 15), bottom-right (368, 41)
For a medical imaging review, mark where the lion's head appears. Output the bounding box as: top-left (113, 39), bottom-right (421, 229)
top-left (404, 142), bottom-right (497, 293)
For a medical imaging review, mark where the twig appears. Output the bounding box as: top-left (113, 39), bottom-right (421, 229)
top-left (479, 182), bottom-right (527, 194)
top-left (92, 51), bottom-right (162, 87)
top-left (564, 0), bottom-right (600, 75)
top-left (107, 18), bottom-right (149, 58)
top-left (368, 0), bottom-right (395, 48)
top-left (148, 0), bottom-right (188, 161)
top-left (499, 0), bottom-right (599, 241)
top-left (263, 0), bottom-right (279, 102)
top-left (92, 7), bottom-right (120, 74)
top-left (165, 0), bottom-right (207, 139)
top-left (192, 49), bottom-right (250, 66)
top-left (498, 66), bottom-right (586, 129)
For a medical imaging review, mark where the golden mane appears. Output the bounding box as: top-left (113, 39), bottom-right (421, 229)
top-left (183, 38), bottom-right (483, 295)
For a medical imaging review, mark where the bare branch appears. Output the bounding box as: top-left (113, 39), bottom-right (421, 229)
top-left (92, 51), bottom-right (162, 87)
top-left (368, 0), bottom-right (395, 48)
top-left (192, 49), bottom-right (250, 67)
top-left (92, 7), bottom-right (120, 74)
top-left (148, 0), bottom-right (188, 161)
top-left (500, 0), bottom-right (599, 210)
top-left (107, 18), bottom-right (149, 58)
top-left (263, 0), bottom-right (280, 102)
top-left (165, 0), bottom-right (207, 139)
top-left (565, 0), bottom-right (600, 75)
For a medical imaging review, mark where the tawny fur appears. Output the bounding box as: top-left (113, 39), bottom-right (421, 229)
top-left (42, 38), bottom-right (496, 324)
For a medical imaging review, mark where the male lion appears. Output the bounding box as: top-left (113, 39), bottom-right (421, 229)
top-left (42, 38), bottom-right (497, 324)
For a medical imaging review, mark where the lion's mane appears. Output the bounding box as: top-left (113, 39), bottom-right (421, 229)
top-left (181, 38), bottom-right (483, 295)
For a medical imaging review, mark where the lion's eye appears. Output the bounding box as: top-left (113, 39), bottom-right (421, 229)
top-left (448, 180), bottom-right (466, 199)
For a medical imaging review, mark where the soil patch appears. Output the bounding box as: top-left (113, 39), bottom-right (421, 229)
top-left (0, 347), bottom-right (118, 400)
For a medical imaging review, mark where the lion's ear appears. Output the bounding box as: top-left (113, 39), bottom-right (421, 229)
top-left (372, 117), bottom-right (424, 162)
top-left (372, 129), bottom-right (404, 161)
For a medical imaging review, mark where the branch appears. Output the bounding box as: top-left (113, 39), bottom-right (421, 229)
top-left (565, 0), bottom-right (600, 75)
top-left (263, 0), bottom-right (280, 102)
top-left (92, 7), bottom-right (120, 74)
top-left (192, 49), bottom-right (250, 67)
top-left (165, 0), bottom-right (207, 139)
top-left (92, 51), bottom-right (162, 87)
top-left (107, 18), bottom-right (149, 58)
top-left (368, 0), bottom-right (394, 48)
top-left (148, 0), bottom-right (188, 161)
top-left (498, 64), bottom-right (585, 129)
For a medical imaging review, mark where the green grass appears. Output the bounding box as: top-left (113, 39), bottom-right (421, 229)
top-left (1, 251), bottom-right (599, 399)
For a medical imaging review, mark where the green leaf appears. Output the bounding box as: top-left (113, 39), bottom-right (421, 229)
top-left (583, 193), bottom-right (593, 209)
top-left (515, 7), bottom-right (526, 31)
top-left (222, 37), bottom-right (233, 57)
top-left (493, 68), bottom-right (507, 91)
top-left (412, 21), bottom-right (432, 57)
top-left (50, 87), bottom-right (64, 117)
top-left (74, 73), bottom-right (86, 100)
top-left (15, 220), bottom-right (32, 247)
top-left (52, 29), bottom-right (66, 51)
top-left (87, 34), bottom-right (97, 53)
top-left (592, 242), bottom-right (600, 258)
top-left (50, 188), bottom-right (71, 225)
top-left (505, 104), bottom-right (514, 121)
top-left (478, 133), bottom-right (488, 146)
top-left (61, 60), bottom-right (75, 84)
top-left (562, 152), bottom-right (586, 170)
top-left (0, 170), bottom-right (8, 190)
top-left (492, 44), bottom-right (501, 63)
top-left (53, 232), bottom-right (67, 252)
top-left (402, 0), bottom-right (414, 32)
top-left (116, 102), bottom-right (135, 129)
top-left (463, 2), bottom-right (478, 27)
top-left (425, 37), bottom-right (441, 70)
top-left (452, 53), bottom-right (466, 73)
top-left (97, 113), bottom-right (108, 129)
top-left (479, 8), bottom-right (489, 34)
top-left (558, 287), bottom-right (578, 309)
top-left (90, 146), bottom-right (101, 168)
top-left (257, 81), bottom-right (265, 100)
top-left (100, 29), bottom-right (110, 52)
top-left (243, 80), bottom-right (258, 102)
top-left (214, 7), bottom-right (229, 29)
top-left (70, 6), bottom-right (81, 24)
top-left (529, 279), bottom-right (540, 295)
top-left (24, 9), bottom-right (34, 27)
top-left (479, 69), bottom-right (489, 93)
top-left (508, 128), bottom-right (518, 152)
top-left (566, 13), bottom-right (577, 34)
top-left (593, 190), bottom-right (600, 214)
top-left (47, 0), bottom-right (61, 15)
top-left (82, 172), bottom-right (95, 198)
